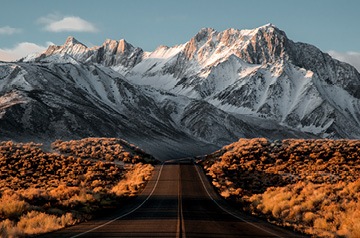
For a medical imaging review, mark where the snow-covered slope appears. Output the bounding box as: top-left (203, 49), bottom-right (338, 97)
top-left (31, 36), bottom-right (143, 69)
top-left (1, 61), bottom-right (299, 160)
top-left (120, 24), bottom-right (360, 138)
top-left (4, 24), bottom-right (360, 159)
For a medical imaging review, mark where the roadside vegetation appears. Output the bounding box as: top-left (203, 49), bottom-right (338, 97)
top-left (52, 138), bottom-right (156, 164)
top-left (0, 138), bottom-right (157, 237)
top-left (201, 138), bottom-right (360, 238)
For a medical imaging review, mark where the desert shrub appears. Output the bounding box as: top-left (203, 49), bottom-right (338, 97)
top-left (0, 211), bottom-right (76, 237)
top-left (201, 138), bottom-right (360, 237)
top-left (51, 138), bottom-right (157, 164)
top-left (0, 194), bottom-right (29, 220)
top-left (0, 138), bottom-right (155, 236)
top-left (0, 219), bottom-right (18, 238)
top-left (16, 211), bottom-right (76, 235)
top-left (111, 163), bottom-right (153, 197)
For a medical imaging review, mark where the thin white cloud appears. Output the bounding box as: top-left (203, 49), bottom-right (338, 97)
top-left (0, 42), bottom-right (54, 62)
top-left (38, 14), bottom-right (98, 33)
top-left (0, 26), bottom-right (22, 35)
top-left (328, 50), bottom-right (360, 72)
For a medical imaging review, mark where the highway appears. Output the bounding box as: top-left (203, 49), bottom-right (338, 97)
top-left (40, 159), bottom-right (307, 237)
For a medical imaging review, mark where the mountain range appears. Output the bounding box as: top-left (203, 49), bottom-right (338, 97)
top-left (1, 24), bottom-right (360, 160)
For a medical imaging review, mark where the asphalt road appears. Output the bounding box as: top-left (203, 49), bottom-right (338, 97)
top-left (39, 159), bottom-right (307, 237)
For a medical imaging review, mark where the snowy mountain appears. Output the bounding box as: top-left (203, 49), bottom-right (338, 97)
top-left (0, 62), bottom-right (222, 159)
top-left (2, 24), bottom-right (360, 159)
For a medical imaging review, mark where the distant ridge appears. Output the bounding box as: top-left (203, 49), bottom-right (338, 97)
top-left (1, 24), bottom-right (360, 159)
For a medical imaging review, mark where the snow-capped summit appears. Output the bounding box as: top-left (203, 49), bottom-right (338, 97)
top-left (3, 24), bottom-right (360, 159)
top-left (92, 38), bottom-right (143, 67)
top-left (64, 36), bottom-right (85, 46)
top-left (193, 28), bottom-right (216, 42)
top-left (42, 36), bottom-right (88, 58)
top-left (28, 37), bottom-right (143, 68)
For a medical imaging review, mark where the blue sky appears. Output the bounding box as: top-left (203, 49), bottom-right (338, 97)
top-left (1, 0), bottom-right (359, 69)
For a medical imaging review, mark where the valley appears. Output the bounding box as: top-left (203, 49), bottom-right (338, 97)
top-left (1, 24), bottom-right (360, 237)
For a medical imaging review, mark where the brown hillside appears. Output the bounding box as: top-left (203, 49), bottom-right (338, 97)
top-left (0, 138), bottom-right (155, 237)
top-left (201, 138), bottom-right (360, 238)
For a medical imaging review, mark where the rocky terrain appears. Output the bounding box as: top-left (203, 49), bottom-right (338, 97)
top-left (1, 24), bottom-right (360, 160)
top-left (0, 138), bottom-right (156, 237)
top-left (201, 138), bottom-right (360, 237)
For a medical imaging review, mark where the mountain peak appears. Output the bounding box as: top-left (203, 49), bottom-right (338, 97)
top-left (118, 39), bottom-right (132, 52)
top-left (194, 28), bottom-right (216, 42)
top-left (5, 23), bottom-right (360, 157)
top-left (255, 23), bottom-right (285, 36)
top-left (101, 38), bottom-right (137, 54)
top-left (64, 36), bottom-right (87, 48)
top-left (259, 23), bottom-right (278, 29)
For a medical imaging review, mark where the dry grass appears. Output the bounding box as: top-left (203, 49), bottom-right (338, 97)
top-left (52, 138), bottom-right (157, 164)
top-left (248, 181), bottom-right (360, 237)
top-left (1, 211), bottom-right (76, 237)
top-left (0, 195), bottom-right (28, 221)
top-left (201, 138), bottom-right (360, 238)
top-left (0, 138), bottom-right (156, 237)
top-left (112, 163), bottom-right (153, 197)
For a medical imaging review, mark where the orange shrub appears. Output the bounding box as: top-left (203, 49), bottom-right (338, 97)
top-left (201, 138), bottom-right (360, 237)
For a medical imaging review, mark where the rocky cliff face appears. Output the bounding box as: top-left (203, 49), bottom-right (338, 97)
top-left (34, 36), bottom-right (143, 69)
top-left (4, 24), bottom-right (360, 159)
